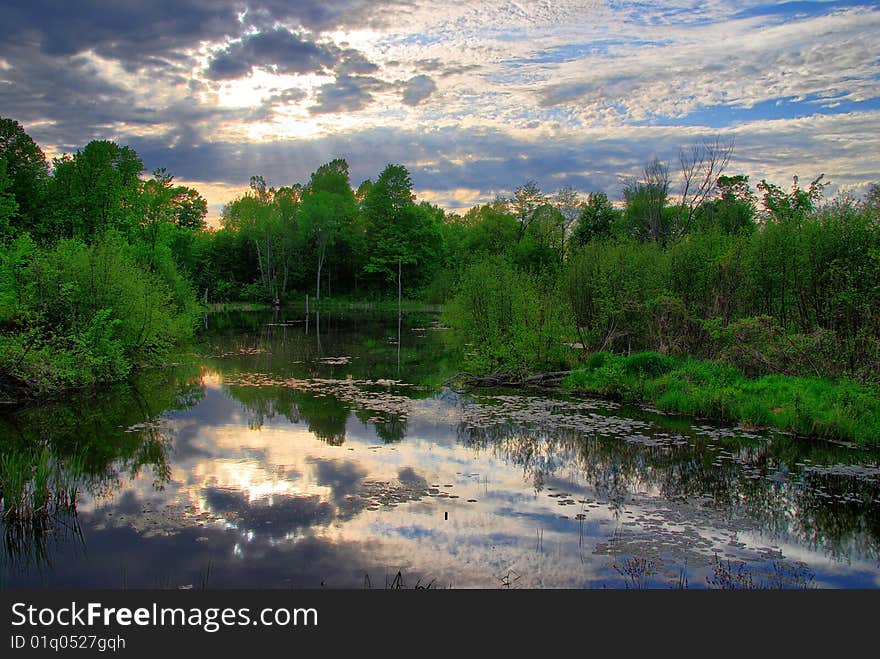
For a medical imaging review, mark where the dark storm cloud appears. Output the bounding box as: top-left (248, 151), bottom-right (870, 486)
top-left (252, 0), bottom-right (418, 32)
top-left (401, 74), bottom-right (437, 106)
top-left (309, 458), bottom-right (368, 504)
top-left (310, 75), bottom-right (387, 114)
top-left (0, 44), bottom-right (162, 148)
top-left (203, 487), bottom-right (335, 536)
top-left (0, 41), bottom-right (266, 161)
top-left (396, 467), bottom-right (428, 488)
top-left (205, 28), bottom-right (338, 79)
top-left (2, 0), bottom-right (240, 65)
top-left (2, 1), bottom-right (406, 66)
top-left (337, 49), bottom-right (380, 76)
top-left (415, 59), bottom-right (482, 77)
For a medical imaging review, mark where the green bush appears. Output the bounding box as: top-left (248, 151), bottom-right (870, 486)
top-left (444, 255), bottom-right (568, 374)
top-left (622, 351), bottom-right (675, 377)
top-left (0, 233), bottom-right (198, 394)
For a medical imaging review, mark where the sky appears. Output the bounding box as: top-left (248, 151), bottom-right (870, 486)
top-left (1, 0), bottom-right (878, 220)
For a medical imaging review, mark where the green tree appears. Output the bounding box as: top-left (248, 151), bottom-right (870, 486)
top-left (363, 164), bottom-right (439, 286)
top-left (221, 176), bottom-right (303, 300)
top-left (553, 185), bottom-right (584, 257)
top-left (513, 202), bottom-right (565, 271)
top-left (299, 159), bottom-right (357, 299)
top-left (511, 180), bottom-right (547, 243)
top-left (701, 174), bottom-right (756, 235)
top-left (171, 185), bottom-right (208, 230)
top-left (674, 137), bottom-right (733, 236)
top-left (0, 117), bottom-right (49, 237)
top-left (139, 168), bottom-right (176, 263)
top-left (758, 174), bottom-right (827, 224)
top-left (460, 198), bottom-right (518, 259)
top-left (46, 140), bottom-right (143, 241)
top-left (0, 158), bottom-right (19, 241)
top-left (571, 192), bottom-right (618, 246)
top-left (864, 183), bottom-right (880, 214)
top-left (623, 157), bottom-right (670, 244)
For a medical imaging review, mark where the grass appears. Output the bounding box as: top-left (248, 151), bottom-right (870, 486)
top-left (563, 351), bottom-right (880, 445)
top-left (0, 446), bottom-right (84, 573)
top-left (0, 446), bottom-right (82, 521)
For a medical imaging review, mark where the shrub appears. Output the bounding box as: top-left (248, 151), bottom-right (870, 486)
top-left (623, 351), bottom-right (675, 377)
top-left (444, 255), bottom-right (568, 374)
top-left (0, 233), bottom-right (198, 395)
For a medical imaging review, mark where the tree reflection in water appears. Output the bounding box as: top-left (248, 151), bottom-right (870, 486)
top-left (0, 363), bottom-right (204, 576)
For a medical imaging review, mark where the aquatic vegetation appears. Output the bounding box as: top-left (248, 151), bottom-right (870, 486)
top-left (564, 352), bottom-right (880, 445)
top-left (706, 552), bottom-right (815, 590)
top-left (0, 446), bottom-right (81, 521)
top-left (0, 445), bottom-right (84, 573)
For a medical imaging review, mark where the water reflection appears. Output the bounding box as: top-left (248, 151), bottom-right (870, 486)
top-left (1, 310), bottom-right (879, 589)
top-left (0, 364), bottom-right (203, 582)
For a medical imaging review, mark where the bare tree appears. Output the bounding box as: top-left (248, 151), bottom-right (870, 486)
top-left (553, 185), bottom-right (583, 257)
top-left (676, 136), bottom-right (733, 236)
top-left (622, 157), bottom-right (670, 244)
top-left (644, 157), bottom-right (670, 244)
top-left (511, 180), bottom-right (546, 242)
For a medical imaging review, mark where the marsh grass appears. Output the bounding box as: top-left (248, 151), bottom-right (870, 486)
top-left (0, 445), bottom-right (84, 573)
top-left (564, 352), bottom-right (880, 444)
top-left (613, 556), bottom-right (657, 589)
top-left (706, 552), bottom-right (815, 590)
top-left (358, 570), bottom-right (443, 589)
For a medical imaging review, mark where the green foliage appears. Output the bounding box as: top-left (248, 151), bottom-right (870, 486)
top-left (44, 140), bottom-right (143, 241)
top-left (3, 113), bottom-right (878, 428)
top-left (460, 201), bottom-right (519, 259)
top-left (1, 234), bottom-right (198, 394)
top-left (623, 157), bottom-right (670, 244)
top-left (701, 174), bottom-right (757, 235)
top-left (0, 158), bottom-right (19, 241)
top-left (444, 255), bottom-right (568, 374)
top-left (299, 160), bottom-right (358, 299)
top-left (0, 116), bottom-right (49, 237)
top-left (560, 186), bottom-right (880, 381)
top-left (0, 233), bottom-right (37, 324)
top-left (623, 351), bottom-right (675, 377)
top-left (704, 316), bottom-right (841, 378)
top-left (563, 240), bottom-right (669, 353)
top-left (221, 177), bottom-right (302, 300)
top-left (71, 308), bottom-right (131, 381)
top-left (363, 165), bottom-right (442, 293)
top-left (512, 203), bottom-right (565, 272)
top-left (564, 354), bottom-right (880, 444)
top-left (571, 192), bottom-right (618, 246)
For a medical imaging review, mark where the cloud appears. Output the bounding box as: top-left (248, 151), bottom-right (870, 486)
top-left (0, 45), bottom-right (163, 148)
top-left (1, 0), bottom-right (412, 64)
top-left (1, 0), bottom-right (877, 218)
top-left (205, 28), bottom-right (339, 79)
top-left (337, 49), bottom-right (381, 76)
top-left (534, 6), bottom-right (880, 124)
top-left (310, 75), bottom-right (387, 114)
top-left (402, 75), bottom-right (437, 105)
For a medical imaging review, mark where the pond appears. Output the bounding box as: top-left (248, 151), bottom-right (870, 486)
top-left (2, 308), bottom-right (879, 589)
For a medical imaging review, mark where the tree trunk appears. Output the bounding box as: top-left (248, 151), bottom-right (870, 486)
top-left (315, 244), bottom-right (324, 300)
top-left (253, 238), bottom-right (265, 288)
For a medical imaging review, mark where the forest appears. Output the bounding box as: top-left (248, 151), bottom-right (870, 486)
top-left (1, 115), bottom-right (879, 441)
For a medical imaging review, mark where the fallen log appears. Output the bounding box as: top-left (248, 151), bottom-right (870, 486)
top-left (445, 370), bottom-right (572, 390)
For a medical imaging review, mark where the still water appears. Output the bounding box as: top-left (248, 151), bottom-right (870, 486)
top-left (2, 309), bottom-right (879, 588)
